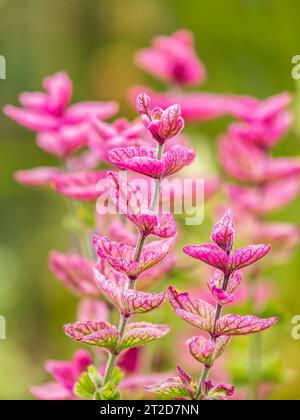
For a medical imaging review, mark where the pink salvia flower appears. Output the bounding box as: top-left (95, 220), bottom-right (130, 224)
top-left (136, 93), bottom-right (184, 144)
top-left (49, 252), bottom-right (98, 297)
top-left (31, 350), bottom-right (92, 400)
top-left (52, 170), bottom-right (107, 202)
top-left (135, 30), bottom-right (206, 87)
top-left (108, 145), bottom-right (196, 179)
top-left (14, 167), bottom-right (61, 188)
top-left (94, 270), bottom-right (167, 318)
top-left (4, 71), bottom-right (118, 157)
top-left (211, 208), bottom-right (235, 254)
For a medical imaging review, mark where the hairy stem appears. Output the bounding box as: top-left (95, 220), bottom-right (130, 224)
top-left (103, 142), bottom-right (164, 385)
top-left (195, 273), bottom-right (229, 400)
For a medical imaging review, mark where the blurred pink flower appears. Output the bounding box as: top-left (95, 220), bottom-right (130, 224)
top-left (49, 252), bottom-right (98, 297)
top-left (136, 93), bottom-right (184, 144)
top-left (52, 170), bottom-right (107, 202)
top-left (14, 167), bottom-right (61, 188)
top-left (135, 30), bottom-right (206, 87)
top-left (89, 117), bottom-right (150, 162)
top-left (227, 92), bottom-right (293, 149)
top-left (229, 178), bottom-right (300, 215)
top-left (4, 71), bottom-right (118, 157)
top-left (219, 134), bottom-right (300, 184)
top-left (31, 350), bottom-right (92, 400)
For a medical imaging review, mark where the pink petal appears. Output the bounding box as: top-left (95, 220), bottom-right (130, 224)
top-left (19, 92), bottom-right (48, 112)
top-left (53, 170), bottom-right (107, 202)
top-left (64, 320), bottom-right (120, 352)
top-left (94, 271), bottom-right (167, 317)
top-left (186, 336), bottom-right (216, 365)
top-left (49, 252), bottom-right (98, 296)
top-left (211, 209), bottom-right (235, 253)
top-left (168, 286), bottom-right (216, 318)
top-left (158, 104), bottom-right (185, 142)
top-left (175, 308), bottom-right (215, 334)
top-left (183, 243), bottom-right (229, 272)
top-left (43, 72), bottom-right (73, 116)
top-left (108, 146), bottom-right (164, 179)
top-left (65, 101), bottom-right (119, 123)
top-left (162, 145), bottom-right (196, 177)
top-left (31, 382), bottom-right (73, 400)
top-left (14, 167), bottom-right (61, 188)
top-left (229, 245), bottom-right (272, 272)
top-left (229, 178), bottom-right (300, 215)
top-left (216, 314), bottom-right (279, 336)
top-left (4, 105), bottom-right (59, 131)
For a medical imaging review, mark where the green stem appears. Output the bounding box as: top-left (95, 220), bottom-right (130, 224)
top-left (195, 367), bottom-right (210, 400)
top-left (103, 142), bottom-right (164, 385)
top-left (195, 273), bottom-right (229, 400)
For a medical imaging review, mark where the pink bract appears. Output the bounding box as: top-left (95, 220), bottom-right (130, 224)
top-left (52, 170), bottom-right (107, 202)
top-left (49, 252), bottom-right (98, 297)
top-left (94, 270), bottom-right (167, 317)
top-left (136, 93), bottom-right (184, 144)
top-left (93, 235), bottom-right (175, 278)
top-left (107, 171), bottom-right (177, 238)
top-left (14, 167), bottom-right (61, 188)
top-left (108, 145), bottom-right (196, 179)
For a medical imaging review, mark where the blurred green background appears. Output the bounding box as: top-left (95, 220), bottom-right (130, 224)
top-left (0, 0), bottom-right (300, 400)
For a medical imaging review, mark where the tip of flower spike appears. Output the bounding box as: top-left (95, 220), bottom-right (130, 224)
top-left (136, 93), bottom-right (151, 115)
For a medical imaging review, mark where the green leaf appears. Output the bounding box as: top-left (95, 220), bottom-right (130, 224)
top-left (120, 323), bottom-right (170, 351)
top-left (74, 365), bottom-right (103, 400)
top-left (145, 377), bottom-right (192, 400)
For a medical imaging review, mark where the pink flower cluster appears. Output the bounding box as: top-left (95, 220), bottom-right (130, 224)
top-left (6, 29), bottom-right (288, 401)
top-left (147, 210), bottom-right (278, 400)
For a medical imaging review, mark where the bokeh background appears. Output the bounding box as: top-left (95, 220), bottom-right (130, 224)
top-left (0, 0), bottom-right (300, 400)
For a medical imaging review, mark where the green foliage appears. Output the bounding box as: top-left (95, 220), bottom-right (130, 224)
top-left (74, 366), bottom-right (123, 401)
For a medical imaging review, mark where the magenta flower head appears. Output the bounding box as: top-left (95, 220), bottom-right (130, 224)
top-left (135, 30), bottom-right (206, 87)
top-left (183, 209), bottom-right (272, 276)
top-left (4, 71), bottom-right (118, 157)
top-left (31, 350), bottom-right (92, 400)
top-left (136, 93), bottom-right (184, 144)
